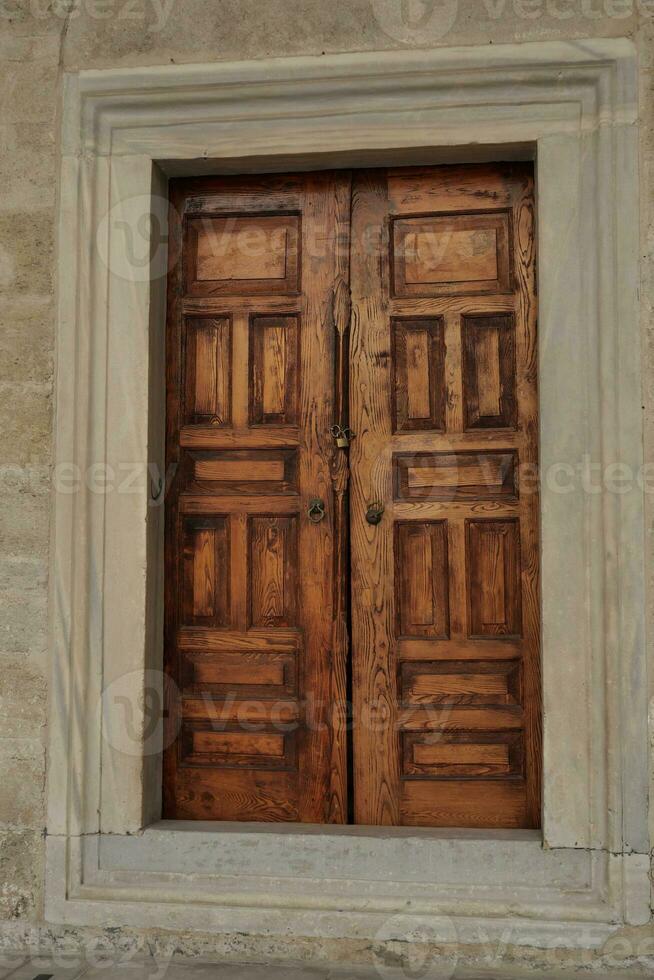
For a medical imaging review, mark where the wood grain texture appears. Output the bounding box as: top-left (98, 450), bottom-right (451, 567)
top-left (394, 450), bottom-right (518, 502)
top-left (165, 163), bottom-right (540, 829)
top-left (249, 516), bottom-right (298, 628)
top-left (391, 318), bottom-right (445, 432)
top-left (181, 516), bottom-right (230, 626)
top-left (184, 317), bottom-right (231, 425)
top-left (400, 659), bottom-right (520, 706)
top-left (462, 314), bottom-right (517, 430)
top-left (249, 315), bottom-right (299, 426)
top-left (185, 213), bottom-right (300, 296)
top-left (164, 173), bottom-right (350, 823)
top-left (392, 211), bottom-right (511, 298)
top-left (395, 522), bottom-right (449, 639)
top-left (327, 170), bottom-right (352, 824)
top-left (466, 518), bottom-right (522, 638)
top-left (351, 162), bottom-right (541, 829)
top-left (349, 170), bottom-right (401, 825)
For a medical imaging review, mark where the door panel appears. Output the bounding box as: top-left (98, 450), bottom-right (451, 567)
top-left (350, 163), bottom-right (541, 828)
top-left (163, 173), bottom-right (351, 823)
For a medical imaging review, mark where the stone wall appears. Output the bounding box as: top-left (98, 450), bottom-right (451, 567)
top-left (0, 0), bottom-right (652, 952)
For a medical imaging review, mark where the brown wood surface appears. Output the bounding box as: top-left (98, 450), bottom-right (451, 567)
top-left (349, 171), bottom-right (402, 825)
top-left (164, 163), bottom-right (541, 829)
top-left (163, 173), bottom-right (351, 822)
top-left (349, 163), bottom-right (541, 829)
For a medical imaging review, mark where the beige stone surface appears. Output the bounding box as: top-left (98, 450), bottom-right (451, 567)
top-left (0, 214), bottom-right (54, 298)
top-left (0, 0), bottom-right (653, 966)
top-left (0, 656), bottom-right (46, 740)
top-left (56, 0), bottom-right (644, 70)
top-left (0, 831), bottom-right (43, 921)
top-left (0, 595), bottom-right (47, 657)
top-left (0, 385), bottom-right (51, 469)
top-left (0, 930), bottom-right (652, 977)
top-left (0, 490), bottom-right (49, 560)
top-left (0, 128), bottom-right (56, 215)
top-left (0, 300), bottom-right (54, 385)
top-left (0, 742), bottom-right (44, 830)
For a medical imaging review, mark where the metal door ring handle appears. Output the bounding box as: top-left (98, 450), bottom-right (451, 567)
top-left (308, 499), bottom-right (326, 524)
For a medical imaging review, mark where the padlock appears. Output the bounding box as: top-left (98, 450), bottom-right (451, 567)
top-left (330, 424), bottom-right (354, 449)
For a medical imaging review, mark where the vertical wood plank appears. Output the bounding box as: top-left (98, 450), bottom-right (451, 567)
top-left (406, 529), bottom-right (432, 627)
top-left (328, 170), bottom-right (353, 824)
top-left (192, 527), bottom-right (216, 617)
top-left (476, 328), bottom-right (501, 417)
top-left (262, 325), bottom-right (287, 416)
top-left (406, 330), bottom-right (431, 420)
top-left (295, 171), bottom-right (351, 823)
top-left (512, 168), bottom-right (542, 828)
top-left (193, 325), bottom-right (219, 416)
top-left (447, 518), bottom-right (467, 641)
top-left (231, 513), bottom-right (248, 631)
top-left (350, 170), bottom-right (401, 825)
top-left (232, 312), bottom-right (249, 429)
top-left (444, 311), bottom-right (463, 434)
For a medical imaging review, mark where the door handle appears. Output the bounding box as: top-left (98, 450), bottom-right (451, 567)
top-left (308, 499), bottom-right (326, 524)
top-left (365, 502), bottom-right (385, 526)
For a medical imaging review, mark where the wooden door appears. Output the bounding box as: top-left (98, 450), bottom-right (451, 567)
top-left (163, 173), bottom-right (351, 822)
top-left (349, 164), bottom-right (541, 828)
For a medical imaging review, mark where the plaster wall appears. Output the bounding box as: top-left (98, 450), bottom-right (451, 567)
top-left (0, 0), bottom-right (653, 968)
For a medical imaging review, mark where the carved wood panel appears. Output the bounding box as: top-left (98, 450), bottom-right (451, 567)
top-left (165, 163), bottom-right (541, 830)
top-left (184, 317), bottom-right (231, 425)
top-left (164, 173), bottom-right (351, 823)
top-left (391, 318), bottom-right (445, 432)
top-left (350, 163), bottom-right (541, 829)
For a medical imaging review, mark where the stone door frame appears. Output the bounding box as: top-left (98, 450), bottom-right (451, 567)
top-left (46, 38), bottom-right (650, 949)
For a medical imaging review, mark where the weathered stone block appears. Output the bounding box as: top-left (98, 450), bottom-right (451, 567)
top-left (0, 489), bottom-right (49, 559)
top-left (0, 655), bottom-right (46, 739)
top-left (0, 61), bottom-right (58, 124)
top-left (0, 298), bottom-right (53, 385)
top-left (0, 557), bottom-right (47, 594)
top-left (0, 212), bottom-right (54, 297)
top-left (0, 382), bottom-right (51, 468)
top-left (0, 591), bottom-right (47, 657)
top-left (0, 740), bottom-right (45, 830)
top-left (0, 830), bottom-right (43, 921)
top-left (0, 126), bottom-right (55, 214)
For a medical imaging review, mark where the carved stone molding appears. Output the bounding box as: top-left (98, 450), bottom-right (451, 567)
top-left (47, 38), bottom-right (649, 946)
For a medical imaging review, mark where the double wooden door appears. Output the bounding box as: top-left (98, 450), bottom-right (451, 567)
top-left (163, 163), bottom-right (541, 829)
